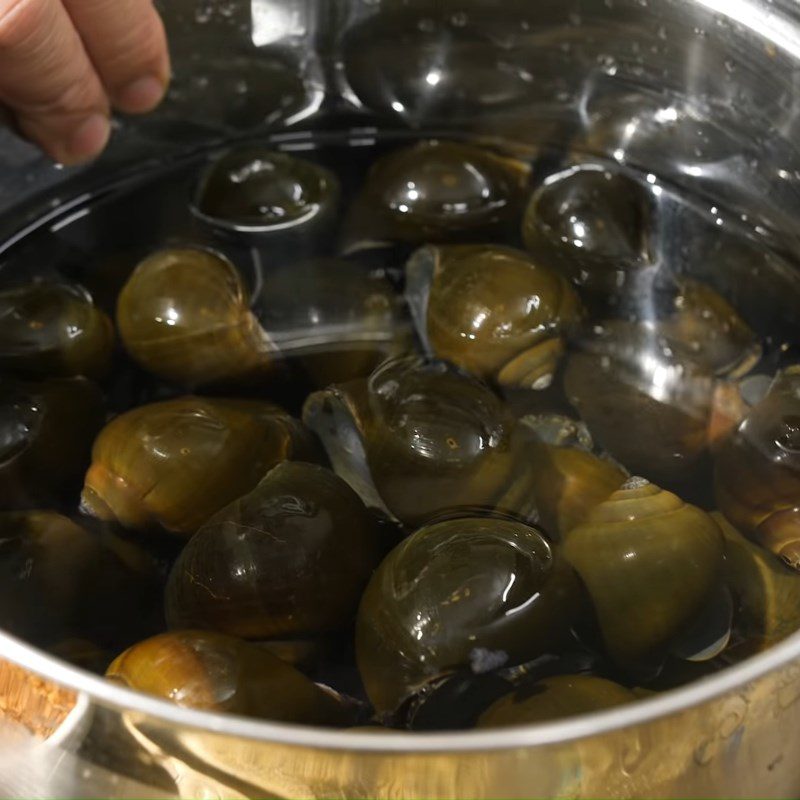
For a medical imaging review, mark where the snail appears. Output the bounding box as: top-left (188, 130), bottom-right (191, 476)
top-left (715, 367), bottom-right (800, 571)
top-left (117, 247), bottom-right (274, 388)
top-left (0, 281), bottom-right (114, 380)
top-left (193, 147), bottom-right (340, 235)
top-left (477, 675), bottom-right (637, 727)
top-left (0, 376), bottom-right (105, 509)
top-left (405, 244), bottom-right (582, 391)
top-left (80, 396), bottom-right (320, 536)
top-left (355, 514), bottom-right (582, 714)
top-left (564, 320), bottom-right (750, 492)
top-left (165, 462), bottom-right (383, 639)
top-left (0, 511), bottom-right (161, 649)
top-left (516, 416), bottom-right (629, 539)
top-left (302, 355), bottom-right (520, 528)
top-left (521, 165), bottom-right (656, 312)
top-left (342, 139), bottom-right (529, 252)
top-left (662, 279), bottom-right (762, 380)
top-left (107, 630), bottom-right (356, 726)
top-left (713, 513), bottom-right (800, 652)
top-left (562, 477), bottom-right (724, 669)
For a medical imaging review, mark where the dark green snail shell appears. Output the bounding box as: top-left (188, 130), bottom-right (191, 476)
top-left (0, 281), bottom-right (114, 380)
top-left (194, 147), bottom-right (340, 234)
top-left (356, 514), bottom-right (582, 714)
top-left (0, 376), bottom-right (105, 510)
top-left (0, 511), bottom-right (161, 650)
top-left (165, 461), bottom-right (383, 639)
top-left (343, 140), bottom-right (528, 251)
top-left (303, 355), bottom-right (521, 528)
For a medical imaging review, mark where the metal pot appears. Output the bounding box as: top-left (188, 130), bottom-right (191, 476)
top-left (2, 1), bottom-right (800, 797)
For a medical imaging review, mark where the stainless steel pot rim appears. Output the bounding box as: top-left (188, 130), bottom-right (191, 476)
top-left (2, 625), bottom-right (798, 752)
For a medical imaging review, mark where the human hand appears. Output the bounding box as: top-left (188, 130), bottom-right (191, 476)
top-left (0, 0), bottom-right (170, 165)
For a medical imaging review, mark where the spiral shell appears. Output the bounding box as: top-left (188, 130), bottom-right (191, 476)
top-left (343, 140), bottom-right (528, 252)
top-left (715, 367), bottom-right (800, 570)
top-left (562, 477), bottom-right (724, 669)
top-left (303, 355), bottom-right (519, 527)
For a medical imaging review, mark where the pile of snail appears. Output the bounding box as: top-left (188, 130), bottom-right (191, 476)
top-left (1, 138), bottom-right (800, 732)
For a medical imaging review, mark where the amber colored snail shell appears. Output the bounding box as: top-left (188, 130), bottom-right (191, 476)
top-left (406, 244), bottom-right (582, 391)
top-left (117, 247), bottom-right (273, 387)
top-left (107, 630), bottom-right (355, 726)
top-left (477, 674), bottom-right (637, 727)
top-left (715, 367), bottom-right (800, 571)
top-left (713, 513), bottom-right (800, 652)
top-left (81, 396), bottom-right (319, 536)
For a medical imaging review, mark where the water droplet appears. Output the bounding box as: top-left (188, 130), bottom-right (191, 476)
top-left (451, 11), bottom-right (468, 27)
top-left (777, 416), bottom-right (800, 453)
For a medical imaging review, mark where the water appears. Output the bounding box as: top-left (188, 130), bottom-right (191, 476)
top-left (1, 128), bottom-right (800, 729)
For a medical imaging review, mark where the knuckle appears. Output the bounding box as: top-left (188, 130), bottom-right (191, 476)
top-left (21, 70), bottom-right (106, 119)
top-left (0, 0), bottom-right (42, 51)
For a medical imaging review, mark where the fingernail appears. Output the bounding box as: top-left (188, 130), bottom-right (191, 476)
top-left (67, 114), bottom-right (111, 163)
top-left (116, 75), bottom-right (166, 113)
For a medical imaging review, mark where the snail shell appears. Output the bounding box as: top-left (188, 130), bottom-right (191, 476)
top-left (0, 281), bottom-right (114, 380)
top-left (356, 515), bottom-right (582, 714)
top-left (193, 147), bottom-right (340, 235)
top-left (714, 367), bottom-right (800, 571)
top-left (303, 355), bottom-right (519, 528)
top-left (477, 674), bottom-right (637, 727)
top-left (0, 511), bottom-right (160, 650)
top-left (713, 512), bottom-right (800, 651)
top-left (81, 397), bottom-right (319, 536)
top-left (526, 440), bottom-right (628, 540)
top-left (165, 462), bottom-right (383, 639)
top-left (343, 140), bottom-right (529, 252)
top-left (0, 377), bottom-right (105, 509)
top-left (663, 279), bottom-right (762, 380)
top-left (117, 247), bottom-right (274, 387)
top-left (107, 630), bottom-right (356, 726)
top-left (562, 477), bottom-right (724, 669)
top-left (521, 165), bottom-right (656, 312)
top-left (564, 320), bottom-right (746, 492)
top-left (406, 244), bottom-right (582, 391)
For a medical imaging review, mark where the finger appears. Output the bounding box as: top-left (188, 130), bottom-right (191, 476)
top-left (0, 0), bottom-right (110, 165)
top-left (64, 0), bottom-right (170, 115)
